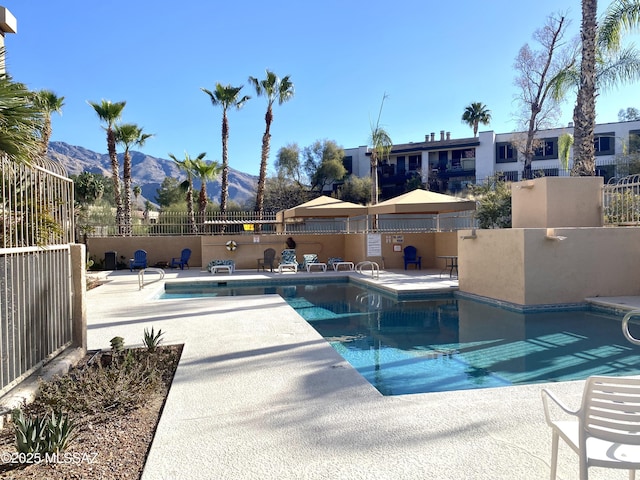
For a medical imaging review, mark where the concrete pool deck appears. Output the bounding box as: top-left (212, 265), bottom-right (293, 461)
top-left (84, 268), bottom-right (640, 480)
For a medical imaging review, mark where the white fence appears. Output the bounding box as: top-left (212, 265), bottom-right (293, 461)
top-left (1, 156), bottom-right (74, 396)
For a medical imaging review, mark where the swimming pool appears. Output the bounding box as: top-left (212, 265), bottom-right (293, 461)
top-left (162, 280), bottom-right (640, 395)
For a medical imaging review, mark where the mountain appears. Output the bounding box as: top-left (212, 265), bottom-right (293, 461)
top-left (48, 141), bottom-right (258, 207)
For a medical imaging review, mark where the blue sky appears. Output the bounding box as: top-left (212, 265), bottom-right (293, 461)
top-left (2, 1), bottom-right (639, 176)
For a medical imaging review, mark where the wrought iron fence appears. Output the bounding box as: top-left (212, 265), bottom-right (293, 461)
top-left (84, 210), bottom-right (280, 236)
top-left (1, 155), bottom-right (74, 396)
top-left (603, 174), bottom-right (640, 225)
top-left (85, 209), bottom-right (477, 235)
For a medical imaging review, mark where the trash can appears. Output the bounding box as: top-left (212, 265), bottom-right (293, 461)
top-left (105, 251), bottom-right (117, 270)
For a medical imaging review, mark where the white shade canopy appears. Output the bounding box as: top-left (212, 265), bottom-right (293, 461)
top-left (280, 195), bottom-right (367, 219)
top-left (367, 189), bottom-right (476, 215)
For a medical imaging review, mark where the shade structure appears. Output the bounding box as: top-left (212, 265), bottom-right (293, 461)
top-left (367, 189), bottom-right (476, 215)
top-left (281, 195), bottom-right (367, 219)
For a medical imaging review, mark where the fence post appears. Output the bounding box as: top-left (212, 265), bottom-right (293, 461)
top-left (70, 244), bottom-right (87, 351)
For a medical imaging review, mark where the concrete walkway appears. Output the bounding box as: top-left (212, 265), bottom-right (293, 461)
top-left (84, 268), bottom-right (639, 480)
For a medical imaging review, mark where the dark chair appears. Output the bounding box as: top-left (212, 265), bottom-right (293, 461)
top-left (257, 248), bottom-right (276, 272)
top-left (403, 246), bottom-right (422, 270)
top-left (170, 248), bottom-right (191, 270)
top-left (129, 249), bottom-right (147, 271)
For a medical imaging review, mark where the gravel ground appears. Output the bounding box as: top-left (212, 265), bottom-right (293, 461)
top-left (0, 346), bottom-right (181, 480)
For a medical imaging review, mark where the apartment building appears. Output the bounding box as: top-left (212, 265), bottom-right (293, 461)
top-left (341, 119), bottom-right (640, 199)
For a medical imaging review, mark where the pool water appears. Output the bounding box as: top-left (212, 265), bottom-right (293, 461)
top-left (162, 281), bottom-right (640, 395)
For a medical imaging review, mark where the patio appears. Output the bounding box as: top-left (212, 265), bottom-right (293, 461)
top-left (83, 268), bottom-right (637, 479)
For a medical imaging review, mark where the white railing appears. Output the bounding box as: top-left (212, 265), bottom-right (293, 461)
top-left (1, 155), bottom-right (74, 396)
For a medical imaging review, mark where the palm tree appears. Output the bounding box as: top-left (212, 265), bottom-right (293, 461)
top-left (572, 0), bottom-right (599, 176)
top-left (191, 157), bottom-right (222, 228)
top-left (33, 90), bottom-right (64, 159)
top-left (114, 123), bottom-right (153, 235)
top-left (599, 0), bottom-right (640, 52)
top-left (0, 75), bottom-right (43, 164)
top-left (201, 84), bottom-right (250, 231)
top-left (572, 0), bottom-right (640, 175)
top-left (461, 102), bottom-right (492, 137)
top-left (88, 100), bottom-right (126, 233)
top-left (169, 152), bottom-right (204, 234)
top-left (369, 94), bottom-right (393, 205)
top-left (248, 70), bottom-right (294, 227)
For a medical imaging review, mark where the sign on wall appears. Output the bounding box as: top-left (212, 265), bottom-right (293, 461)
top-left (367, 234), bottom-right (382, 257)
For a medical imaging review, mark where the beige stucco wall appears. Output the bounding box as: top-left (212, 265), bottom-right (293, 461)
top-left (459, 227), bottom-right (640, 306)
top-left (512, 176), bottom-right (603, 228)
top-left (87, 232), bottom-right (460, 271)
top-left (86, 237), bottom-right (203, 269)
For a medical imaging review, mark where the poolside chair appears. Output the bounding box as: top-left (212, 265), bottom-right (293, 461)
top-left (129, 249), bottom-right (147, 271)
top-left (541, 375), bottom-right (640, 480)
top-left (403, 246), bottom-right (421, 270)
top-left (257, 248), bottom-right (276, 272)
top-left (170, 248), bottom-right (191, 270)
top-left (278, 249), bottom-right (298, 273)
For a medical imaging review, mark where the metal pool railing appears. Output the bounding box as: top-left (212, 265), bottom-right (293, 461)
top-left (622, 310), bottom-right (640, 346)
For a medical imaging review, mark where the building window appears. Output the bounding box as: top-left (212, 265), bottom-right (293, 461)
top-left (408, 155), bottom-right (421, 171)
top-left (496, 143), bottom-right (516, 163)
top-left (342, 155), bottom-right (353, 174)
top-left (628, 130), bottom-right (640, 154)
top-left (533, 138), bottom-right (558, 160)
top-left (594, 132), bottom-right (615, 156)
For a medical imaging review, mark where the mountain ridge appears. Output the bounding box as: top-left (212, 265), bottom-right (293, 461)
top-left (48, 141), bottom-right (259, 207)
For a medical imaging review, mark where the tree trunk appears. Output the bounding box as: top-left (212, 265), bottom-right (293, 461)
top-left (220, 111), bottom-right (229, 234)
top-left (123, 150), bottom-right (132, 236)
top-left (107, 128), bottom-right (123, 235)
top-left (255, 107), bottom-right (273, 233)
top-left (572, 0), bottom-right (598, 176)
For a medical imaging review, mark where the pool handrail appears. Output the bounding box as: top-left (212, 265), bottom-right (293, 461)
top-left (138, 267), bottom-right (165, 290)
top-left (622, 309), bottom-right (640, 345)
top-left (355, 261), bottom-right (379, 279)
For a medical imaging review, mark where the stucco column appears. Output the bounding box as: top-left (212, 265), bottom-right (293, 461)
top-left (70, 244), bottom-right (87, 351)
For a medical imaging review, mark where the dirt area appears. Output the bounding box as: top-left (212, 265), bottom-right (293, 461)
top-left (0, 345), bottom-right (182, 480)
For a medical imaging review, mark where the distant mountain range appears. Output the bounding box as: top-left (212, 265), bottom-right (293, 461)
top-left (48, 141), bottom-right (258, 207)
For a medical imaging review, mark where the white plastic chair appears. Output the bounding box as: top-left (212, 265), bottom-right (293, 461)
top-left (541, 375), bottom-right (640, 480)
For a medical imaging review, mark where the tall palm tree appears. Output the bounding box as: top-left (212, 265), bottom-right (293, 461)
top-left (114, 123), bottom-right (153, 235)
top-left (33, 89), bottom-right (64, 159)
top-left (169, 152), bottom-right (203, 234)
top-left (369, 94), bottom-right (393, 205)
top-left (572, 0), bottom-right (640, 175)
top-left (572, 0), bottom-right (598, 176)
top-left (461, 102), bottom-right (492, 137)
top-left (191, 156), bottom-right (222, 228)
top-left (88, 100), bottom-right (126, 233)
top-left (201, 83), bottom-right (250, 230)
top-left (248, 70), bottom-right (294, 227)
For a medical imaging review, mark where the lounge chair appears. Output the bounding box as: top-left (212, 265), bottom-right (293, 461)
top-left (542, 375), bottom-right (640, 479)
top-left (257, 248), bottom-right (277, 272)
top-left (129, 249), bottom-right (147, 271)
top-left (278, 249), bottom-right (298, 273)
top-left (301, 253), bottom-right (326, 272)
top-left (170, 248), bottom-right (191, 270)
top-left (403, 246), bottom-right (422, 270)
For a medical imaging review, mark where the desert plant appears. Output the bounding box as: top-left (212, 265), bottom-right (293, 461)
top-left (143, 327), bottom-right (164, 353)
top-left (12, 409), bottom-right (76, 454)
top-left (110, 336), bottom-right (125, 353)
